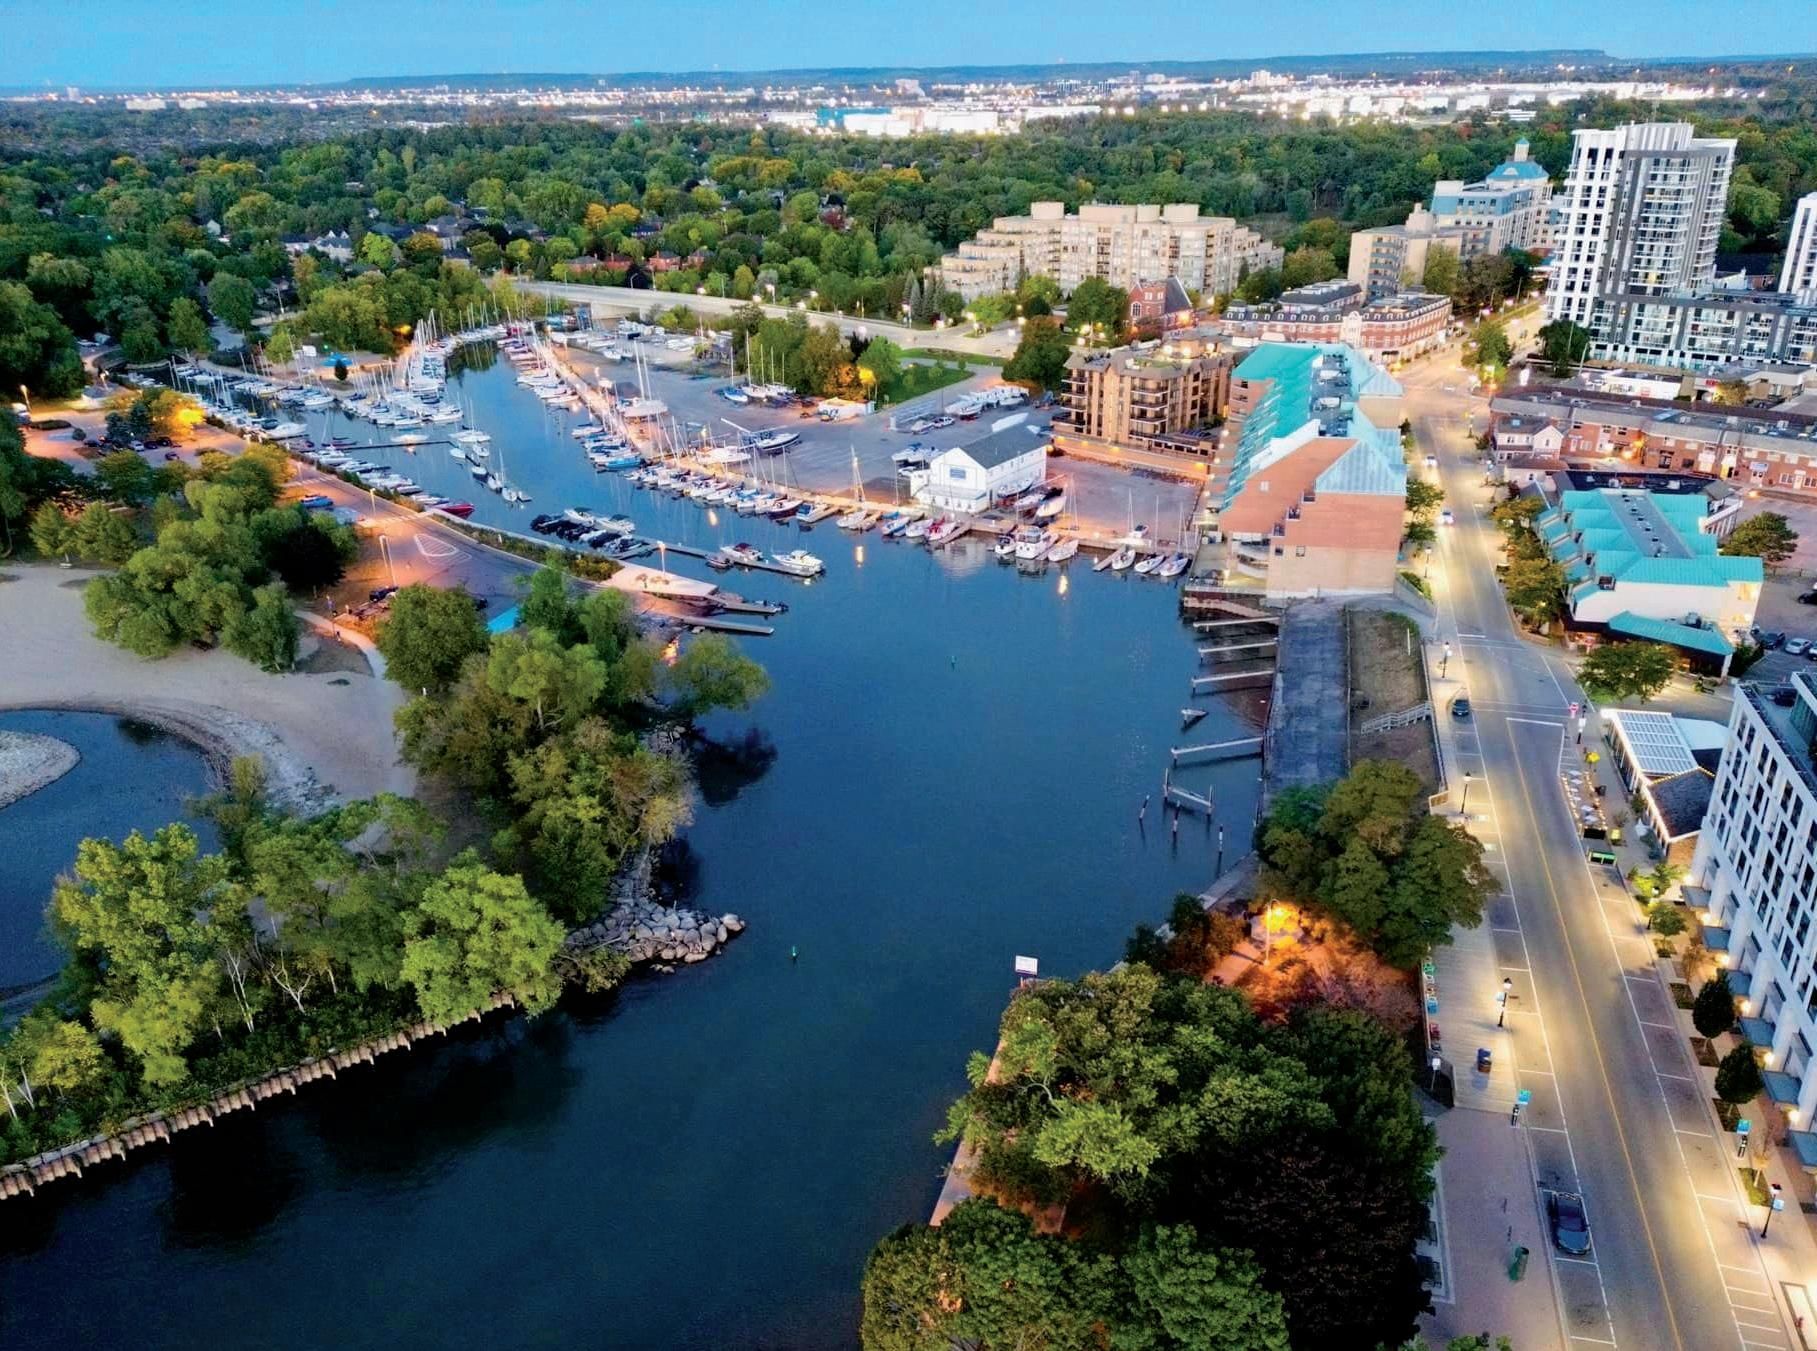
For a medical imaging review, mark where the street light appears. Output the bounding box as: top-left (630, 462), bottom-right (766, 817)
top-left (1460, 770), bottom-right (1473, 816)
top-left (378, 533), bottom-right (395, 587)
top-left (1497, 976), bottom-right (1512, 1028)
top-left (1762, 1181), bottom-right (1784, 1238)
top-left (1441, 640), bottom-right (1452, 678)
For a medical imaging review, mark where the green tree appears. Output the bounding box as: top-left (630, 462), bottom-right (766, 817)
top-left (1280, 245), bottom-right (1338, 290)
top-left (1578, 642), bottom-right (1677, 703)
top-left (377, 583), bottom-right (490, 694)
top-left (1405, 480), bottom-right (1445, 521)
top-left (665, 632), bottom-right (770, 719)
top-left (222, 581), bottom-right (299, 671)
top-left (167, 296), bottom-right (209, 355)
top-left (207, 271), bottom-right (257, 334)
top-left (95, 449), bottom-right (157, 505)
top-left (1422, 244), bottom-right (1461, 297)
top-left (1537, 319), bottom-right (1592, 376)
top-left (1502, 554), bottom-right (1567, 625)
top-left (1065, 276), bottom-right (1128, 339)
top-left (49, 824), bottom-right (227, 1088)
top-left (399, 854), bottom-right (565, 1023)
top-left (1647, 900), bottom-right (1687, 937)
top-left (1721, 513), bottom-right (1798, 567)
top-left (72, 502), bottom-right (139, 564)
top-left (856, 335), bottom-right (902, 393)
top-left (1468, 320), bottom-right (1513, 373)
top-left (1002, 315), bottom-right (1072, 390)
top-left (0, 1012), bottom-right (109, 1117)
top-left (1715, 1044), bottom-right (1765, 1106)
top-left (358, 232), bottom-right (398, 270)
top-left (1693, 973), bottom-right (1736, 1039)
top-left (29, 502), bottom-right (74, 559)
top-left (0, 280), bottom-right (83, 399)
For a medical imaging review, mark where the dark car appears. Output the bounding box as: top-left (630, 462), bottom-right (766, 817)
top-left (1757, 630), bottom-right (1785, 650)
top-left (1798, 591), bottom-right (1817, 606)
top-left (1450, 694), bottom-right (1472, 719)
top-left (1547, 1190), bottom-right (1591, 1255)
top-left (1771, 686), bottom-right (1798, 707)
top-left (367, 585), bottom-right (399, 604)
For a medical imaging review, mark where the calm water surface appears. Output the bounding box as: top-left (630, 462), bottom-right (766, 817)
top-left (0, 357), bottom-right (1264, 1349)
top-left (0, 710), bottom-right (217, 990)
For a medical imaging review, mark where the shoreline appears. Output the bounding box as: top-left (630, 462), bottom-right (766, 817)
top-left (0, 729), bottom-right (82, 811)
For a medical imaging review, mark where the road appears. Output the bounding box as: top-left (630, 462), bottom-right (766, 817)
top-left (518, 280), bottom-right (1021, 358)
top-left (1405, 353), bottom-right (1798, 1351)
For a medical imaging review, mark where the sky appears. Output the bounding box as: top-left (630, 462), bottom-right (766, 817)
top-left (5, 0), bottom-right (1815, 89)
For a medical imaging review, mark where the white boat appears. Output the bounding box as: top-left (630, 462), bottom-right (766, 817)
top-left (471, 464), bottom-right (489, 479)
top-left (452, 429), bottom-right (491, 446)
top-left (485, 474), bottom-right (503, 492)
top-left (449, 445), bottom-right (467, 461)
top-left (503, 488), bottom-right (530, 504)
top-left (836, 509), bottom-right (869, 529)
top-left (928, 518), bottom-right (967, 546)
top-left (467, 444), bottom-right (490, 459)
top-left (564, 508), bottom-right (597, 526)
top-left (770, 549), bottom-right (825, 577)
top-left (1107, 545), bottom-right (1137, 571)
top-left (1046, 538), bottom-right (1079, 564)
top-left (1114, 524), bottom-right (1149, 548)
top-left (904, 518), bottom-right (934, 540)
top-left (1035, 495), bottom-right (1066, 522)
top-left (1014, 528), bottom-right (1056, 561)
top-left (396, 432), bottom-right (427, 446)
top-left (1013, 487), bottom-right (1047, 512)
top-left (798, 503), bottom-right (838, 524)
top-left (1134, 553), bottom-right (1163, 575)
top-left (572, 424), bottom-right (608, 439)
top-left (993, 534), bottom-right (1020, 560)
top-left (1155, 552), bottom-right (1189, 578)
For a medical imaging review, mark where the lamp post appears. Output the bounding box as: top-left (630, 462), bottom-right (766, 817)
top-left (1497, 976), bottom-right (1512, 1028)
top-left (378, 533), bottom-right (395, 587)
top-left (1460, 770), bottom-right (1473, 816)
top-left (1441, 640), bottom-right (1452, 678)
top-left (1762, 1181), bottom-right (1784, 1238)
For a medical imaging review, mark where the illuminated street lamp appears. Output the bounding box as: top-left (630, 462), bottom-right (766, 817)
top-left (1460, 770), bottom-right (1473, 815)
top-left (378, 533), bottom-right (396, 587)
top-left (1497, 976), bottom-right (1512, 1028)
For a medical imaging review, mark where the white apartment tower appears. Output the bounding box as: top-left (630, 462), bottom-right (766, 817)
top-left (1545, 122), bottom-right (1736, 349)
top-left (1688, 671), bottom-right (1817, 1131)
top-left (1781, 192), bottom-right (1817, 297)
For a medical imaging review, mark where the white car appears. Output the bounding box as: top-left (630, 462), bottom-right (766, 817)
top-left (1439, 509), bottom-right (1455, 526)
top-left (1787, 637), bottom-right (1813, 657)
top-left (1423, 454), bottom-right (1438, 469)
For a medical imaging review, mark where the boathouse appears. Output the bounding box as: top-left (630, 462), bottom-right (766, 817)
top-left (914, 419), bottom-right (1047, 514)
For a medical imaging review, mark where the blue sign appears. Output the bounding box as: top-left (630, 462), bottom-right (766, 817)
top-left (1516, 1089), bottom-right (1532, 1106)
top-left (1737, 1118), bottom-right (1752, 1135)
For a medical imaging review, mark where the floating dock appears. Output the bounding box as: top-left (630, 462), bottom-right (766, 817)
top-left (1191, 670), bottom-right (1276, 692)
top-left (1171, 737), bottom-right (1264, 765)
top-left (1198, 639), bottom-right (1279, 662)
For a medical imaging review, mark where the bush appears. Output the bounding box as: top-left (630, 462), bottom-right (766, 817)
top-left (1692, 973), bottom-right (1735, 1039)
top-left (1714, 1044), bottom-right (1764, 1105)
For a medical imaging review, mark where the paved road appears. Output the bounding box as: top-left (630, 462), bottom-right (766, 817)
top-left (1406, 357), bottom-right (1796, 1351)
top-left (519, 280), bottom-right (1021, 359)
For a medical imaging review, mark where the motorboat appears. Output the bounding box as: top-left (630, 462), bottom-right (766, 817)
top-left (836, 508), bottom-right (869, 529)
top-left (564, 508), bottom-right (598, 526)
top-left (395, 432), bottom-right (427, 447)
top-left (993, 534), bottom-right (1020, 561)
top-left (485, 474), bottom-right (503, 492)
top-left (1013, 527), bottom-right (1055, 561)
top-left (503, 488), bottom-right (530, 504)
top-left (770, 549), bottom-right (825, 577)
top-left (441, 501), bottom-right (475, 518)
top-left (770, 497), bottom-right (804, 517)
top-left (1134, 553), bottom-right (1163, 576)
top-left (471, 464), bottom-right (489, 478)
top-left (904, 517), bottom-right (934, 539)
top-left (797, 502), bottom-right (838, 525)
top-left (753, 429), bottom-right (800, 454)
top-left (1013, 487), bottom-right (1048, 512)
top-left (1108, 545), bottom-right (1137, 571)
top-left (857, 510), bottom-right (881, 531)
top-left (1046, 537), bottom-right (1079, 564)
top-left (595, 515), bottom-right (636, 536)
top-left (928, 518), bottom-right (967, 546)
top-left (1155, 552), bottom-right (1189, 578)
top-left (880, 514), bottom-right (911, 538)
top-left (452, 429), bottom-right (491, 446)
top-left (720, 542), bottom-right (765, 566)
top-left (572, 424), bottom-right (608, 439)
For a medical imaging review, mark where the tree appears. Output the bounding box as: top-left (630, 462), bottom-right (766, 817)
top-left (399, 854), bottom-right (564, 1023)
top-left (49, 824), bottom-right (227, 1088)
top-left (207, 271), bottom-right (257, 334)
top-left (358, 232), bottom-right (398, 270)
top-left (1538, 319), bottom-right (1592, 376)
top-left (1002, 315), bottom-right (1072, 390)
top-left (96, 449), bottom-right (157, 505)
top-left (0, 280), bottom-right (83, 399)
top-left (376, 583), bottom-right (489, 694)
top-left (1715, 1045), bottom-right (1765, 1106)
top-left (223, 582), bottom-right (299, 671)
top-left (1421, 244), bottom-right (1461, 298)
top-left (167, 296), bottom-right (209, 355)
top-left (1065, 276), bottom-right (1128, 339)
top-left (1468, 320), bottom-right (1512, 373)
top-left (28, 502), bottom-right (73, 559)
top-left (1501, 555), bottom-right (1567, 625)
top-left (1693, 973), bottom-right (1736, 1039)
top-left (72, 502), bottom-right (139, 564)
top-left (665, 632), bottom-right (770, 718)
top-left (333, 357), bottom-right (350, 383)
top-left (1722, 513), bottom-right (1799, 567)
top-left (1647, 900), bottom-right (1687, 937)
top-left (1578, 642), bottom-right (1677, 703)
top-left (1405, 480), bottom-right (1444, 521)
top-left (856, 336), bottom-right (902, 393)
top-left (0, 1012), bottom-right (108, 1119)
top-left (256, 509), bottom-right (354, 591)
top-left (1280, 245), bottom-right (1338, 290)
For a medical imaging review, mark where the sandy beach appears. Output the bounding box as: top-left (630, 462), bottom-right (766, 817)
top-left (0, 566), bottom-right (414, 811)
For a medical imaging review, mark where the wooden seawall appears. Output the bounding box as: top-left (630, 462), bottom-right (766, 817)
top-left (0, 992), bottom-right (519, 1202)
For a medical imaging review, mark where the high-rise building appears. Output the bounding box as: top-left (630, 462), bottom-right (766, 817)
top-left (1428, 139), bottom-right (1554, 257)
top-left (1346, 208), bottom-right (1473, 302)
top-left (1056, 334), bottom-right (1232, 459)
top-left (1686, 671), bottom-right (1817, 1132)
top-left (1781, 192), bottom-right (1817, 296)
top-left (937, 202), bottom-right (1281, 301)
top-left (1545, 122), bottom-right (1739, 366)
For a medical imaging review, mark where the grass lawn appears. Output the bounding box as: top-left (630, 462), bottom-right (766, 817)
top-left (877, 360), bottom-right (972, 406)
top-left (901, 348), bottom-right (1006, 367)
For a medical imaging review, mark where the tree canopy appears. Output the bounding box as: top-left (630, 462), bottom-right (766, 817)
top-left (1577, 641), bottom-right (1677, 703)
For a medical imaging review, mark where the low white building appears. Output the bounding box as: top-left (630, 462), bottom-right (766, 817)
top-left (912, 419), bottom-right (1047, 514)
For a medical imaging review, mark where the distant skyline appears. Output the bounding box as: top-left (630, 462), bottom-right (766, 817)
top-left (5, 0), bottom-right (1816, 89)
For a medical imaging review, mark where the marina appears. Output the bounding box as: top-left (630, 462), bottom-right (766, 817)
top-left (3, 326), bottom-right (1269, 1351)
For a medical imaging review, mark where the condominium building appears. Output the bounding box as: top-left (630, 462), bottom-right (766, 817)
top-left (1056, 334), bottom-right (1232, 459)
top-left (1780, 192), bottom-right (1817, 296)
top-left (1686, 670), bottom-right (1817, 1141)
top-left (1222, 282), bottom-right (1453, 362)
top-left (937, 201), bottom-right (1282, 302)
top-left (1346, 208), bottom-right (1472, 302)
top-left (1545, 122), bottom-right (1753, 370)
top-left (1428, 139), bottom-right (1554, 257)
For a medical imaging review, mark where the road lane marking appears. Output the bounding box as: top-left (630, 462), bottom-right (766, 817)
top-left (1556, 1255), bottom-right (1600, 1266)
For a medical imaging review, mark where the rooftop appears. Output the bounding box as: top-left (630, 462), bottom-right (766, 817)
top-left (948, 424), bottom-right (1045, 470)
top-left (1543, 488), bottom-right (1762, 594)
top-left (1742, 671), bottom-right (1817, 798)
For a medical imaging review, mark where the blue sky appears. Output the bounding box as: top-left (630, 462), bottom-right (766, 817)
top-left (6, 0), bottom-right (1814, 88)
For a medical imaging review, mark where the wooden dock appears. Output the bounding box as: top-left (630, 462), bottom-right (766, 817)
top-left (1198, 639), bottom-right (1278, 662)
top-left (1191, 670), bottom-right (1276, 692)
top-left (1171, 737), bottom-right (1264, 765)
top-left (1192, 615), bottom-right (1281, 631)
top-left (1163, 783), bottom-right (1216, 816)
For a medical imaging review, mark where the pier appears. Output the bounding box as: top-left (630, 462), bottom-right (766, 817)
top-left (1170, 737), bottom-right (1264, 765)
top-left (1198, 638), bottom-right (1279, 662)
top-left (1190, 669), bottom-right (1276, 692)
top-left (1192, 615), bottom-right (1281, 632)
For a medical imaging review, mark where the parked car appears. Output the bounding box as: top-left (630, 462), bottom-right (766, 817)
top-left (1547, 1190), bottom-right (1591, 1255)
top-left (1439, 508), bottom-right (1455, 526)
top-left (1756, 630), bottom-right (1785, 650)
top-left (1450, 694), bottom-right (1471, 719)
top-left (1798, 590), bottom-right (1817, 605)
top-left (1786, 637), bottom-right (1812, 657)
top-left (367, 585), bottom-right (399, 604)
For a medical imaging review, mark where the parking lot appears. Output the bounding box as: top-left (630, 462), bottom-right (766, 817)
top-left (568, 343), bottom-right (1203, 545)
top-left (1751, 574), bottom-right (1817, 683)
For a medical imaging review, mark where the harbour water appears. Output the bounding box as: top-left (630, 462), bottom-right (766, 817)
top-left (0, 710), bottom-right (217, 991)
top-left (0, 353), bottom-right (1266, 1349)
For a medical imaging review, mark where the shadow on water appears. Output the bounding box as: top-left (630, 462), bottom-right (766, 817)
top-left (688, 726), bottom-right (780, 808)
top-left (114, 716), bottom-right (170, 747)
